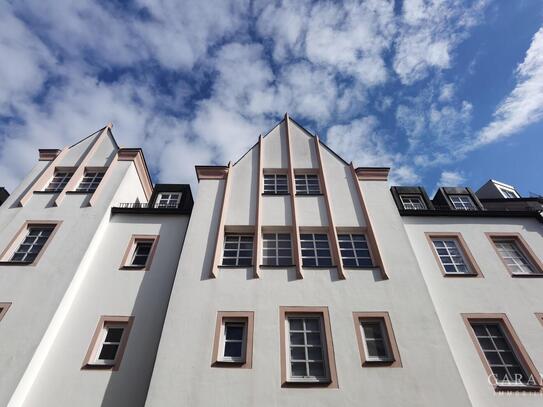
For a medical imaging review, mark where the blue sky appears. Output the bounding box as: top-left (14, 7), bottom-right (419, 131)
top-left (0, 0), bottom-right (542, 196)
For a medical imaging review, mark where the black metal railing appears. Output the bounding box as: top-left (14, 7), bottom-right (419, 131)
top-left (115, 202), bottom-right (150, 209)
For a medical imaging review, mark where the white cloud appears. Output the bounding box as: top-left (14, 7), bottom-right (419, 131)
top-left (438, 83), bottom-right (455, 102)
top-left (437, 170), bottom-right (465, 186)
top-left (475, 26), bottom-right (543, 147)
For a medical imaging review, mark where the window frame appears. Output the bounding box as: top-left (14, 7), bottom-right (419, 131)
top-left (211, 311), bottom-right (254, 368)
top-left (263, 171), bottom-right (289, 195)
top-left (154, 192), bottom-right (182, 208)
top-left (426, 232), bottom-right (483, 277)
top-left (0, 220), bottom-right (62, 266)
top-left (44, 168), bottom-right (75, 193)
top-left (485, 233), bottom-right (543, 277)
top-left (462, 313), bottom-right (541, 391)
top-left (221, 233), bottom-right (254, 267)
top-left (353, 312), bottom-right (402, 367)
top-left (299, 232), bottom-right (333, 268)
top-left (279, 306), bottom-right (338, 388)
top-left (82, 316), bottom-right (134, 371)
top-left (119, 234), bottom-right (160, 271)
top-left (294, 173), bottom-right (322, 195)
top-left (76, 168), bottom-right (106, 193)
top-left (337, 232), bottom-right (374, 268)
top-left (261, 232), bottom-right (293, 267)
top-left (399, 194), bottom-right (427, 210)
top-left (449, 194), bottom-right (477, 210)
top-left (0, 302), bottom-right (12, 321)
top-left (498, 186), bottom-right (519, 199)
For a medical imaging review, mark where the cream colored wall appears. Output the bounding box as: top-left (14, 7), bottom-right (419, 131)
top-left (404, 217), bottom-right (543, 407)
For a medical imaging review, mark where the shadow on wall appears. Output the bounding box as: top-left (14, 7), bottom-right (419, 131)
top-left (99, 218), bottom-right (186, 407)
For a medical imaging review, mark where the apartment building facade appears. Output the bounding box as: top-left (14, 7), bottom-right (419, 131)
top-left (1, 117), bottom-right (541, 407)
top-left (0, 126), bottom-right (193, 407)
top-left (393, 180), bottom-right (543, 406)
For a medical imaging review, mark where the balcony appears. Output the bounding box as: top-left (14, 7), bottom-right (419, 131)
top-left (111, 201), bottom-right (190, 215)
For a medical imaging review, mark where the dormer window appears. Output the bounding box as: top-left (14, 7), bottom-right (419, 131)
top-left (498, 187), bottom-right (519, 199)
top-left (154, 193), bottom-right (181, 208)
top-left (400, 195), bottom-right (427, 210)
top-left (449, 195), bottom-right (477, 210)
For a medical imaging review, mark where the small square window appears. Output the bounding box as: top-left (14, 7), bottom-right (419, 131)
top-left (82, 316), bottom-right (134, 370)
top-left (45, 170), bottom-right (74, 192)
top-left (154, 192), bottom-right (181, 208)
top-left (77, 170), bottom-right (105, 193)
top-left (338, 234), bottom-right (373, 267)
top-left (120, 235), bottom-right (159, 270)
top-left (212, 311), bottom-right (254, 368)
top-left (295, 174), bottom-right (321, 195)
top-left (449, 195), bottom-right (477, 210)
top-left (262, 233), bottom-right (292, 266)
top-left (263, 174), bottom-right (289, 194)
top-left (300, 233), bottom-right (332, 267)
top-left (400, 195), bottom-right (427, 210)
top-left (222, 234), bottom-right (254, 266)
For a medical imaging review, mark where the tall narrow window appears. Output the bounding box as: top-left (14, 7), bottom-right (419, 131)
top-left (262, 233), bottom-right (292, 266)
top-left (154, 192), bottom-right (181, 208)
top-left (212, 311), bottom-right (254, 368)
top-left (464, 315), bottom-right (541, 390)
top-left (10, 225), bottom-right (55, 263)
top-left (222, 234), bottom-right (253, 266)
top-left (295, 174), bottom-right (321, 195)
top-left (338, 234), bottom-right (373, 267)
top-left (490, 236), bottom-right (542, 276)
top-left (77, 170), bottom-right (105, 192)
top-left (353, 312), bottom-right (401, 367)
top-left (300, 233), bottom-right (332, 267)
top-left (449, 195), bottom-right (477, 210)
top-left (120, 235), bottom-right (159, 271)
top-left (45, 170), bottom-right (73, 192)
top-left (263, 174), bottom-right (289, 194)
top-left (82, 316), bottom-right (134, 370)
top-left (400, 195), bottom-right (427, 210)
top-left (280, 307), bottom-right (338, 387)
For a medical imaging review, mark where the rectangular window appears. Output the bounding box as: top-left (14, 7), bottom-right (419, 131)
top-left (263, 174), bottom-right (288, 194)
top-left (212, 311), bottom-right (254, 368)
top-left (295, 174), bottom-right (321, 195)
top-left (449, 195), bottom-right (477, 210)
top-left (300, 233), bottom-right (332, 267)
top-left (10, 225), bottom-right (55, 264)
top-left (464, 314), bottom-right (541, 390)
top-left (154, 192), bottom-right (181, 208)
top-left (279, 307), bottom-right (338, 387)
top-left (427, 233), bottom-right (481, 277)
top-left (400, 195), bottom-right (427, 210)
top-left (499, 187), bottom-right (519, 199)
top-left (353, 312), bottom-right (401, 367)
top-left (77, 170), bottom-right (105, 192)
top-left (338, 234), bottom-right (373, 267)
top-left (262, 233), bottom-right (292, 266)
top-left (120, 235), bottom-right (159, 270)
top-left (82, 316), bottom-right (134, 370)
top-left (487, 234), bottom-right (543, 276)
top-left (222, 234), bottom-right (253, 266)
top-left (45, 170), bottom-right (73, 192)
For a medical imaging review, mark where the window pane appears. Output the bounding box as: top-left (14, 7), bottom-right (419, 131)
top-left (99, 344), bottom-right (119, 360)
top-left (105, 328), bottom-right (124, 343)
top-left (291, 362), bottom-right (307, 377)
top-left (224, 342), bottom-right (242, 358)
top-left (225, 325), bottom-right (244, 341)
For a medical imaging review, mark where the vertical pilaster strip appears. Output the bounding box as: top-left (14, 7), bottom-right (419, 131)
top-left (253, 135), bottom-right (263, 278)
top-left (349, 163), bottom-right (388, 280)
top-left (210, 162), bottom-right (232, 279)
top-left (88, 151), bottom-right (118, 207)
top-left (18, 147), bottom-right (69, 206)
top-left (284, 114), bottom-right (303, 279)
top-left (314, 136), bottom-right (346, 280)
top-left (54, 125), bottom-right (110, 206)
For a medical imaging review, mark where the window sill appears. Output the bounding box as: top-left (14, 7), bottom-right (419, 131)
top-left (511, 273), bottom-right (543, 278)
top-left (343, 265), bottom-right (376, 269)
top-left (66, 191), bottom-right (94, 195)
top-left (282, 378), bottom-right (333, 388)
top-left (260, 264), bottom-right (296, 268)
top-left (33, 191), bottom-right (58, 195)
top-left (119, 265), bottom-right (147, 271)
top-left (218, 265), bottom-right (253, 268)
top-left (362, 359), bottom-right (396, 367)
top-left (494, 384), bottom-right (541, 392)
top-left (81, 363), bottom-right (116, 371)
top-left (295, 193), bottom-right (323, 196)
top-left (302, 265), bottom-right (336, 269)
top-left (443, 273), bottom-right (481, 278)
top-left (0, 261), bottom-right (34, 266)
top-left (262, 192), bottom-right (290, 196)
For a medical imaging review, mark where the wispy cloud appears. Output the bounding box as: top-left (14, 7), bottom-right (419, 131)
top-left (474, 26), bottom-right (543, 148)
